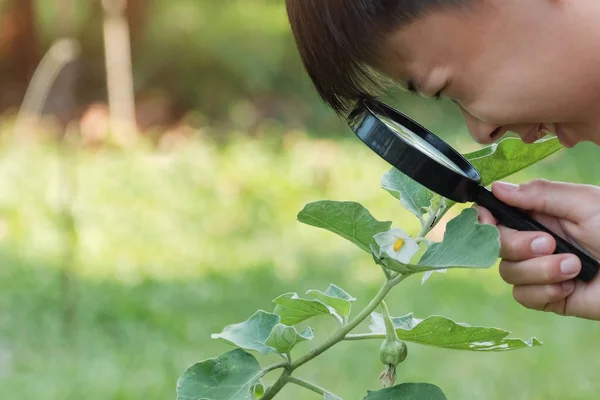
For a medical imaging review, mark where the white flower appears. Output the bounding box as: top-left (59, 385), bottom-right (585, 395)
top-left (373, 228), bottom-right (420, 264)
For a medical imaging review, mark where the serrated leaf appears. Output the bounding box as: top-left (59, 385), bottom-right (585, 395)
top-left (381, 168), bottom-right (434, 222)
top-left (369, 312), bottom-right (542, 351)
top-left (376, 209), bottom-right (500, 274)
top-left (176, 349), bottom-right (262, 400)
top-left (465, 137), bottom-right (563, 186)
top-left (307, 284), bottom-right (356, 319)
top-left (273, 293), bottom-right (330, 325)
top-left (264, 324), bottom-right (313, 353)
top-left (211, 311), bottom-right (279, 355)
top-left (297, 201), bottom-right (392, 252)
top-left (363, 383), bottom-right (447, 400)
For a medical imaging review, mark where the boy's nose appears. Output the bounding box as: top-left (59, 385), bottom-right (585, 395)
top-left (458, 105), bottom-right (504, 144)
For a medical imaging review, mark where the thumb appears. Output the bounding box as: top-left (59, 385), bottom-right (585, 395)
top-left (491, 179), bottom-right (599, 222)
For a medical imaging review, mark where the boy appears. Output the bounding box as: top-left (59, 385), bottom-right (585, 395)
top-left (286, 0), bottom-right (600, 320)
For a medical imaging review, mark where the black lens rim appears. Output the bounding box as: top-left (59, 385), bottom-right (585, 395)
top-left (347, 98), bottom-right (482, 203)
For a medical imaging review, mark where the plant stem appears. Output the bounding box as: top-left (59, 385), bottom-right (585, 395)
top-left (380, 265), bottom-right (393, 280)
top-left (418, 198), bottom-right (447, 238)
top-left (418, 211), bottom-right (438, 238)
top-left (343, 333), bottom-right (385, 341)
top-left (380, 300), bottom-right (397, 342)
top-left (332, 313), bottom-right (344, 326)
top-left (262, 362), bottom-right (289, 375)
top-left (260, 369), bottom-right (291, 400)
top-left (287, 376), bottom-right (336, 397)
top-left (290, 274), bottom-right (409, 371)
top-left (260, 272), bottom-right (409, 399)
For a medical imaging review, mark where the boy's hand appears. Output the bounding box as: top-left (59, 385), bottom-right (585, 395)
top-left (474, 179), bottom-right (600, 320)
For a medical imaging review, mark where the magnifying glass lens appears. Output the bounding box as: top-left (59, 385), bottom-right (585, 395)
top-left (378, 114), bottom-right (468, 178)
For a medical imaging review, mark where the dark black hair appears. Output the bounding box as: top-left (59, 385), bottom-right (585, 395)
top-left (286, 0), bottom-right (473, 115)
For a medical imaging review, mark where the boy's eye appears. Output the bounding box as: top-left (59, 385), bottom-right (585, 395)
top-left (405, 79), bottom-right (445, 100)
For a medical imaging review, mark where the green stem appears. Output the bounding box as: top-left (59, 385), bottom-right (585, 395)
top-left (260, 369), bottom-right (291, 400)
top-left (418, 198), bottom-right (448, 238)
top-left (290, 274), bottom-right (409, 371)
top-left (380, 265), bottom-right (394, 280)
top-left (262, 362), bottom-right (288, 375)
top-left (332, 313), bottom-right (344, 326)
top-left (380, 300), bottom-right (396, 342)
top-left (418, 210), bottom-right (438, 238)
top-left (343, 333), bottom-right (385, 341)
top-left (287, 376), bottom-right (340, 397)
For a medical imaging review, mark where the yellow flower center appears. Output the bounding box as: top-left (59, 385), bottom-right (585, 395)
top-left (393, 238), bottom-right (405, 252)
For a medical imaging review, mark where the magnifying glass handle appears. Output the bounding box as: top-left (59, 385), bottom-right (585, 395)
top-left (471, 187), bottom-right (599, 282)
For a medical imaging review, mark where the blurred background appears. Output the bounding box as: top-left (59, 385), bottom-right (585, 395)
top-left (1, 1), bottom-right (600, 399)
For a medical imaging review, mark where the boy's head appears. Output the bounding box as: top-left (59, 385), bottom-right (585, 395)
top-left (286, 0), bottom-right (600, 148)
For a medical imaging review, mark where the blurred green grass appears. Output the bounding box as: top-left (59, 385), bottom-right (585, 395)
top-left (1, 128), bottom-right (600, 399)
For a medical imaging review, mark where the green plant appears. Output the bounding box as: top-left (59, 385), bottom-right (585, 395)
top-left (177, 137), bottom-right (562, 399)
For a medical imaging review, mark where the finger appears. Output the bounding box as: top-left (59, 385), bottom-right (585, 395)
top-left (499, 254), bottom-right (581, 285)
top-left (498, 224), bottom-right (556, 261)
top-left (528, 211), bottom-right (567, 236)
top-left (492, 180), bottom-right (600, 222)
top-left (512, 280), bottom-right (576, 312)
top-left (472, 205), bottom-right (497, 225)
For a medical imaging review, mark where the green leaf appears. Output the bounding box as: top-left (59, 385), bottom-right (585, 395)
top-left (363, 383), bottom-right (447, 400)
top-left (273, 292), bottom-right (330, 325)
top-left (377, 209), bottom-right (500, 274)
top-left (211, 310), bottom-right (279, 355)
top-left (297, 201), bottom-right (392, 252)
top-left (176, 349), bottom-right (263, 400)
top-left (323, 283), bottom-right (356, 302)
top-left (369, 312), bottom-right (542, 351)
top-left (418, 208), bottom-right (500, 269)
top-left (211, 311), bottom-right (313, 355)
top-left (307, 284), bottom-right (356, 319)
top-left (264, 324), bottom-right (313, 353)
top-left (381, 168), bottom-right (434, 222)
top-left (465, 136), bottom-right (563, 186)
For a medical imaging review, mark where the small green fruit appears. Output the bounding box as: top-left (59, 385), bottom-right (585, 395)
top-left (379, 337), bottom-right (408, 366)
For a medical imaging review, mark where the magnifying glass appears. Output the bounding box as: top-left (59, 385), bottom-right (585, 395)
top-left (347, 98), bottom-right (598, 282)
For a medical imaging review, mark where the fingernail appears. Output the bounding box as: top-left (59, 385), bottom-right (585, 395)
top-left (562, 280), bottom-right (575, 292)
top-left (531, 237), bottom-right (553, 255)
top-left (561, 257), bottom-right (580, 276)
top-left (494, 182), bottom-right (518, 191)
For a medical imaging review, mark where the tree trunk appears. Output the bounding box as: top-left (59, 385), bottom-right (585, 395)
top-left (0, 0), bottom-right (40, 110)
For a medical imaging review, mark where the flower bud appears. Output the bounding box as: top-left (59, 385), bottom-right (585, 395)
top-left (377, 301), bottom-right (408, 387)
